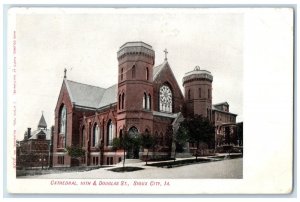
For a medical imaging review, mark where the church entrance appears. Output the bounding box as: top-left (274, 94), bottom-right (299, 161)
top-left (127, 146), bottom-right (140, 159)
top-left (127, 126), bottom-right (140, 159)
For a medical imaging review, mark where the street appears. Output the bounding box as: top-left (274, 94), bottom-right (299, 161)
top-left (21, 158), bottom-right (243, 179)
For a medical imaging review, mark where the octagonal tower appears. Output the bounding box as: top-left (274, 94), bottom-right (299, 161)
top-left (183, 66), bottom-right (213, 119)
top-left (116, 41), bottom-right (155, 137)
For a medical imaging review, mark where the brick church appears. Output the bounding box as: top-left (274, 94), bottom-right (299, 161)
top-left (52, 41), bottom-right (237, 167)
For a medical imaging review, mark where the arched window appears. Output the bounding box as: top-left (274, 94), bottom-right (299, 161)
top-left (199, 88), bottom-right (201, 98)
top-left (121, 68), bottom-right (123, 81)
top-left (59, 105), bottom-right (67, 148)
top-left (159, 85), bottom-right (173, 113)
top-left (81, 127), bottom-right (85, 147)
top-left (146, 67), bottom-right (149, 80)
top-left (128, 126), bottom-right (139, 138)
top-left (60, 106), bottom-right (67, 135)
top-left (208, 89), bottom-right (210, 99)
top-left (132, 65), bottom-right (136, 79)
top-left (118, 94), bottom-right (121, 110)
top-left (147, 94), bottom-right (151, 110)
top-left (119, 129), bottom-right (123, 139)
top-left (143, 93), bottom-right (147, 109)
top-left (122, 93), bottom-right (125, 109)
top-left (188, 89), bottom-right (191, 100)
top-left (92, 124), bottom-right (100, 147)
top-left (107, 120), bottom-right (115, 146)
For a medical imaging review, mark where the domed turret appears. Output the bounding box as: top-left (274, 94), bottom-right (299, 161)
top-left (183, 66), bottom-right (213, 85)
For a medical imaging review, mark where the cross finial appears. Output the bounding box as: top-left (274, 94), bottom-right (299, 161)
top-left (64, 68), bottom-right (67, 78)
top-left (164, 48), bottom-right (168, 61)
top-left (42, 110), bottom-right (44, 115)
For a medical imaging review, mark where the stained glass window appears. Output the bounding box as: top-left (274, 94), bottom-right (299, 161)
top-left (159, 85), bottom-right (172, 113)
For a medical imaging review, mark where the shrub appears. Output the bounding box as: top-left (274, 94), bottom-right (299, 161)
top-left (66, 145), bottom-right (85, 158)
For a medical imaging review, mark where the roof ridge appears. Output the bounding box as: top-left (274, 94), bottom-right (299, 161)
top-left (105, 83), bottom-right (117, 90)
top-left (66, 79), bottom-right (106, 90)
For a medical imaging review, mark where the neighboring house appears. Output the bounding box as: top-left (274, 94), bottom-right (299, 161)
top-left (16, 113), bottom-right (52, 169)
top-left (52, 41), bottom-right (238, 167)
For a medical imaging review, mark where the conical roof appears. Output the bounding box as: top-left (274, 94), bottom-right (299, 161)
top-left (38, 113), bottom-right (47, 129)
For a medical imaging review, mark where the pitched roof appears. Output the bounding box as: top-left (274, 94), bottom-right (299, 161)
top-left (213, 101), bottom-right (229, 106)
top-left (65, 80), bottom-right (117, 109)
top-left (97, 84), bottom-right (118, 108)
top-left (212, 105), bottom-right (237, 116)
top-left (29, 129), bottom-right (51, 140)
top-left (65, 80), bottom-right (106, 109)
top-left (38, 113), bottom-right (47, 129)
top-left (153, 60), bottom-right (168, 79)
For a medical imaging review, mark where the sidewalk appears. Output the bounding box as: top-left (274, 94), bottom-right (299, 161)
top-left (18, 153), bottom-right (242, 179)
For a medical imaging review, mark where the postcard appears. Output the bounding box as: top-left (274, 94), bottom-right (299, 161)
top-left (5, 7), bottom-right (293, 194)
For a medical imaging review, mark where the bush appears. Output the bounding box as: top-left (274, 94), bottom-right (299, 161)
top-left (66, 145), bottom-right (85, 158)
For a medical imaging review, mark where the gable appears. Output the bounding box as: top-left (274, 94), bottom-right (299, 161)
top-left (153, 61), bottom-right (184, 99)
top-left (153, 61), bottom-right (184, 112)
top-left (153, 61), bottom-right (167, 80)
top-left (29, 129), bottom-right (51, 140)
top-left (54, 80), bottom-right (74, 114)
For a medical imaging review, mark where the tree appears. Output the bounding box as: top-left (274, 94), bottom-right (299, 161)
top-left (174, 123), bottom-right (189, 161)
top-left (112, 137), bottom-right (125, 167)
top-left (237, 122), bottom-right (243, 146)
top-left (140, 133), bottom-right (156, 165)
top-left (112, 131), bottom-right (141, 168)
top-left (165, 125), bottom-right (174, 152)
top-left (96, 141), bottom-right (104, 166)
top-left (66, 145), bottom-right (85, 159)
top-left (225, 126), bottom-right (231, 145)
top-left (178, 115), bottom-right (215, 160)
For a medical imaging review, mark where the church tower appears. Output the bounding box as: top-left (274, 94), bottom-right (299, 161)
top-left (183, 66), bottom-right (213, 120)
top-left (116, 42), bottom-right (155, 137)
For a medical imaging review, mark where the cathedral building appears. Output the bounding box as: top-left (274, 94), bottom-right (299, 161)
top-left (52, 41), bottom-right (237, 167)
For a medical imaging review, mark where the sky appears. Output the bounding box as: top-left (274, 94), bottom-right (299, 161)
top-left (12, 8), bottom-right (243, 140)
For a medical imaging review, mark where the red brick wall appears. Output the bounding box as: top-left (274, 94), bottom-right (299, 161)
top-left (117, 52), bottom-right (155, 135)
top-left (53, 81), bottom-right (73, 167)
top-left (153, 63), bottom-right (184, 113)
top-left (52, 81), bottom-right (97, 167)
top-left (184, 79), bottom-right (212, 117)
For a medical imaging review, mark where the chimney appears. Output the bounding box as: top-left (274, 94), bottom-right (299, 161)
top-left (27, 128), bottom-right (31, 139)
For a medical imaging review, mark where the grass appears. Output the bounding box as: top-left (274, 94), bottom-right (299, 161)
top-left (147, 154), bottom-right (243, 168)
top-left (147, 158), bottom-right (211, 168)
top-left (108, 166), bottom-right (144, 172)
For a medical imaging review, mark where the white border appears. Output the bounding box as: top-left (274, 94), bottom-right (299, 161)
top-left (3, 4), bottom-right (295, 196)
